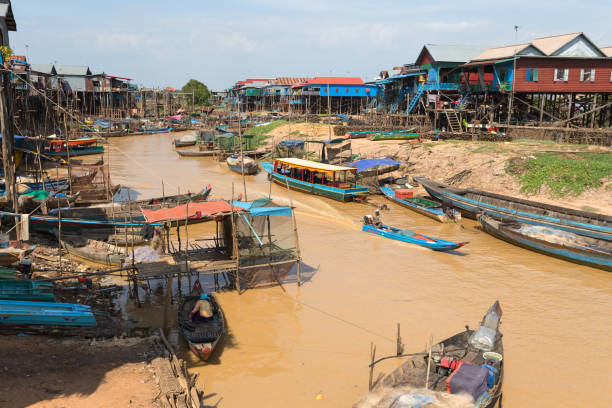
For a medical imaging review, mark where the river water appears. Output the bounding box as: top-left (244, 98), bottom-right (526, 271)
top-left (105, 132), bottom-right (611, 408)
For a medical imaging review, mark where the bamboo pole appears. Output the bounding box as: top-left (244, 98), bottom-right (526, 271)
top-left (230, 183), bottom-right (240, 293)
top-left (425, 335), bottom-right (433, 388)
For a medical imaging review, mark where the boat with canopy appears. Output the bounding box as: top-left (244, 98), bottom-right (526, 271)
top-left (260, 158), bottom-right (369, 202)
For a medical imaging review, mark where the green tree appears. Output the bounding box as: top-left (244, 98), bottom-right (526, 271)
top-left (182, 79), bottom-right (211, 106)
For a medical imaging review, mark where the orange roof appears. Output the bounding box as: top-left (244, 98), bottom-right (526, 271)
top-left (141, 201), bottom-right (234, 223)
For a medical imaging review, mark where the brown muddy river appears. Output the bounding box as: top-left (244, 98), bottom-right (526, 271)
top-left (106, 132), bottom-right (611, 407)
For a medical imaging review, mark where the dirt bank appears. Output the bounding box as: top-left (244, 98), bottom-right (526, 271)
top-left (261, 122), bottom-right (612, 215)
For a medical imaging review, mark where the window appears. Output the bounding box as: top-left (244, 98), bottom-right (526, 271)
top-left (554, 68), bottom-right (569, 82)
top-left (526, 68), bottom-right (539, 82)
top-left (580, 69), bottom-right (595, 82)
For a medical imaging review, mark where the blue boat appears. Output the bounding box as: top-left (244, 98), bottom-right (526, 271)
top-left (415, 176), bottom-right (612, 241)
top-left (137, 127), bottom-right (173, 134)
top-left (362, 223), bottom-right (468, 251)
top-left (380, 187), bottom-right (461, 223)
top-left (479, 215), bottom-right (612, 272)
top-left (0, 300), bottom-right (96, 326)
top-left (261, 159), bottom-right (369, 202)
top-left (227, 154), bottom-right (259, 175)
top-left (0, 281), bottom-right (55, 301)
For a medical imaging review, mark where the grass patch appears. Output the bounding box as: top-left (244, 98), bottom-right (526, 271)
top-left (506, 152), bottom-right (612, 197)
top-left (581, 206), bottom-right (600, 213)
top-left (244, 120), bottom-right (287, 147)
top-left (470, 143), bottom-right (510, 154)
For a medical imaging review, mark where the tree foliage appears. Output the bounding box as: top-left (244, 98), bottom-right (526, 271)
top-left (182, 79), bottom-right (211, 106)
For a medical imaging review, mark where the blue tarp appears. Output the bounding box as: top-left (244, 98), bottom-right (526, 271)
top-left (231, 201), bottom-right (292, 217)
top-left (278, 139), bottom-right (305, 147)
top-left (349, 158), bottom-right (401, 172)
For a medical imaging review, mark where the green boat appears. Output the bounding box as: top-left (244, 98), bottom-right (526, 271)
top-left (0, 281), bottom-right (55, 301)
top-left (371, 133), bottom-right (421, 141)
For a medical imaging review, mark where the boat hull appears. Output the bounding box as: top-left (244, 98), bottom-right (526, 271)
top-left (0, 281), bottom-right (55, 301)
top-left (261, 162), bottom-right (369, 202)
top-left (178, 295), bottom-right (225, 361)
top-left (177, 150), bottom-right (220, 157)
top-left (0, 300), bottom-right (96, 326)
top-left (415, 176), bottom-right (612, 241)
top-left (362, 224), bottom-right (467, 251)
top-left (381, 187), bottom-right (460, 223)
top-left (479, 215), bottom-right (612, 272)
top-left (45, 146), bottom-right (105, 157)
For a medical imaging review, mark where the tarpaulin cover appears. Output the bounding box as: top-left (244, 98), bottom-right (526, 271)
top-left (278, 139), bottom-right (305, 147)
top-left (448, 363), bottom-right (489, 401)
top-left (250, 206), bottom-right (292, 217)
top-left (349, 158), bottom-right (401, 172)
top-left (141, 201), bottom-right (233, 223)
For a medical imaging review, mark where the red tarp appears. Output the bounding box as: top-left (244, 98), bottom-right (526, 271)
top-left (141, 201), bottom-right (233, 223)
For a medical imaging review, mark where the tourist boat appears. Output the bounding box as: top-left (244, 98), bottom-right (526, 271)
top-left (60, 237), bottom-right (126, 267)
top-left (260, 158), bottom-right (369, 202)
top-left (173, 132), bottom-right (197, 148)
top-left (178, 294), bottom-right (225, 361)
top-left (479, 215), bottom-right (612, 272)
top-left (226, 154), bottom-right (259, 175)
top-left (414, 176), bottom-right (612, 241)
top-left (381, 186), bottom-right (461, 223)
top-left (354, 302), bottom-right (503, 408)
top-left (362, 222), bottom-right (467, 251)
top-left (44, 137), bottom-right (104, 157)
top-left (0, 281), bottom-right (54, 302)
top-left (0, 300), bottom-right (97, 326)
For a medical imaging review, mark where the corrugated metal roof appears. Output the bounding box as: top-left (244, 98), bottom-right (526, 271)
top-left (422, 44), bottom-right (489, 63)
top-left (305, 77), bottom-right (364, 85)
top-left (274, 77), bottom-right (309, 86)
top-left (29, 64), bottom-right (56, 75)
top-left (471, 43), bottom-right (543, 61)
top-left (55, 65), bottom-right (91, 76)
top-left (531, 32), bottom-right (582, 55)
top-left (62, 77), bottom-right (86, 92)
top-left (601, 46), bottom-right (612, 57)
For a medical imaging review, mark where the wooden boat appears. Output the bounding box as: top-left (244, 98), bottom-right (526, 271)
top-left (178, 294), bottom-right (225, 361)
top-left (0, 281), bottom-right (54, 301)
top-left (414, 176), bottom-right (612, 241)
top-left (173, 132), bottom-right (197, 148)
top-left (354, 302), bottom-right (503, 408)
top-left (479, 215), bottom-right (612, 271)
top-left (362, 223), bottom-right (467, 251)
top-left (18, 191), bottom-right (80, 212)
top-left (346, 128), bottom-right (416, 139)
top-left (60, 237), bottom-right (126, 266)
top-left (261, 159), bottom-right (369, 202)
top-left (371, 133), bottom-right (420, 141)
top-left (0, 300), bottom-right (96, 326)
top-left (0, 246), bottom-right (36, 266)
top-left (136, 126), bottom-right (173, 134)
top-left (44, 138), bottom-right (104, 157)
top-left (381, 187), bottom-right (461, 223)
top-left (177, 149), bottom-right (220, 157)
top-left (226, 154), bottom-right (259, 175)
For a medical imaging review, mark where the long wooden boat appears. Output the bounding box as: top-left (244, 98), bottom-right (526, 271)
top-left (60, 237), bottom-right (126, 266)
top-left (0, 300), bottom-right (96, 326)
top-left (362, 223), bottom-right (467, 251)
top-left (479, 215), bottom-right (612, 271)
top-left (0, 281), bottom-right (54, 301)
top-left (261, 159), bottom-right (369, 202)
top-left (414, 176), bottom-right (612, 241)
top-left (371, 133), bottom-right (420, 141)
top-left (347, 128), bottom-right (416, 139)
top-left (178, 294), bottom-right (225, 361)
top-left (173, 132), bottom-right (197, 148)
top-left (177, 149), bottom-right (220, 157)
top-left (354, 302), bottom-right (503, 408)
top-left (136, 127), bottom-right (173, 134)
top-left (226, 154), bottom-right (259, 175)
top-left (381, 186), bottom-right (461, 223)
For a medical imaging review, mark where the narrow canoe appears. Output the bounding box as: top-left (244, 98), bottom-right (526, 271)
top-left (414, 176), bottom-right (612, 242)
top-left (381, 186), bottom-right (461, 223)
top-left (0, 300), bottom-right (96, 326)
top-left (362, 223), bottom-right (467, 251)
top-left (354, 302), bottom-right (503, 408)
top-left (371, 133), bottom-right (421, 141)
top-left (177, 149), bottom-right (221, 157)
top-left (0, 281), bottom-right (55, 301)
top-left (178, 294), bottom-right (225, 361)
top-left (44, 146), bottom-right (105, 157)
top-left (479, 215), bottom-right (612, 272)
top-left (61, 238), bottom-right (126, 267)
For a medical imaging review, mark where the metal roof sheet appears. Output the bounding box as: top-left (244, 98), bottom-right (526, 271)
top-left (0, 2), bottom-right (16, 31)
top-left (471, 43), bottom-right (543, 61)
top-left (304, 77), bottom-right (365, 86)
top-left (422, 44), bottom-right (489, 63)
top-left (29, 64), bottom-right (56, 75)
top-left (601, 46), bottom-right (612, 57)
top-left (276, 158), bottom-right (355, 172)
top-left (55, 65), bottom-right (91, 76)
top-left (273, 77), bottom-right (309, 86)
top-left (531, 32), bottom-right (582, 55)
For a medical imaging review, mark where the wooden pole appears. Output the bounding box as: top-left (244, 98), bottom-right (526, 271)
top-left (230, 183), bottom-right (240, 293)
top-left (0, 67), bottom-right (16, 213)
top-left (283, 176), bottom-right (301, 286)
top-left (425, 335), bottom-right (433, 388)
top-left (368, 342), bottom-right (376, 391)
top-left (184, 201), bottom-right (191, 291)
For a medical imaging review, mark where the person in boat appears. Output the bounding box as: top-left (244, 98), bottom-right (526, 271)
top-left (190, 294), bottom-right (213, 322)
top-left (372, 209), bottom-right (383, 229)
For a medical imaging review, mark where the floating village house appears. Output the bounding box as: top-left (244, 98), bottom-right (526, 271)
top-left (262, 77), bottom-right (308, 111)
top-left (460, 32), bottom-right (612, 127)
top-left (290, 77), bottom-right (377, 115)
top-left (0, 0), bottom-right (16, 46)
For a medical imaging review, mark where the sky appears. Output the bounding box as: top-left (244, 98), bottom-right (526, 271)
top-left (8, 0), bottom-right (612, 90)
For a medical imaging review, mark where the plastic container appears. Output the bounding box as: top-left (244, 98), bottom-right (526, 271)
top-left (395, 189), bottom-right (413, 199)
top-left (468, 326), bottom-right (497, 351)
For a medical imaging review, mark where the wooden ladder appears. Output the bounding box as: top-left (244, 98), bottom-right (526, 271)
top-left (444, 109), bottom-right (461, 132)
